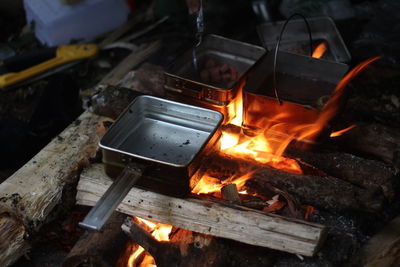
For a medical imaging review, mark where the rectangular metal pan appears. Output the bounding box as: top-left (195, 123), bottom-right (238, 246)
top-left (242, 50), bottom-right (349, 142)
top-left (164, 34), bottom-right (266, 105)
top-left (257, 16), bottom-right (351, 63)
top-left (80, 95), bottom-right (223, 230)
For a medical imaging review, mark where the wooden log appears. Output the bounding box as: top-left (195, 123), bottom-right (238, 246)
top-left (204, 153), bottom-right (385, 213)
top-left (99, 41), bottom-right (161, 86)
top-left (0, 34), bottom-right (162, 265)
top-left (90, 85), bottom-right (143, 120)
top-left (286, 149), bottom-right (397, 200)
top-left (0, 111), bottom-right (107, 266)
top-left (349, 215), bottom-right (400, 267)
top-left (0, 215), bottom-right (29, 267)
top-left (331, 123), bottom-right (400, 169)
top-left (77, 163), bottom-right (328, 257)
top-left (121, 217), bottom-right (227, 267)
top-left (221, 184), bottom-right (241, 204)
top-left (63, 212), bottom-right (128, 267)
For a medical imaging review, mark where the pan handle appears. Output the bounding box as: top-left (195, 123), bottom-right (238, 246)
top-left (79, 163), bottom-right (144, 231)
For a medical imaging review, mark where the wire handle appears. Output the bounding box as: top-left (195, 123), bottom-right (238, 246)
top-left (192, 0), bottom-right (204, 77)
top-left (272, 13), bottom-right (313, 104)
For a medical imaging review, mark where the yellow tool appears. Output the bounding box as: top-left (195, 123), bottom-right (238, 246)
top-left (0, 44), bottom-right (99, 89)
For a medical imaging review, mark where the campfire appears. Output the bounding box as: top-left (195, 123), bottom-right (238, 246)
top-left (120, 54), bottom-right (382, 266)
top-left (1, 2), bottom-right (399, 267)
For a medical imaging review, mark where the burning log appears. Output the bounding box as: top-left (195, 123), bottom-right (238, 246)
top-left (77, 164), bottom-right (328, 256)
top-left (204, 153), bottom-right (385, 213)
top-left (331, 122), bottom-right (400, 169)
top-left (122, 217), bottom-right (222, 267)
top-left (286, 149), bottom-right (397, 200)
top-left (63, 212), bottom-right (128, 267)
top-left (122, 217), bottom-right (275, 267)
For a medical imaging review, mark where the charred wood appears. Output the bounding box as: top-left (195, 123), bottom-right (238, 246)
top-left (332, 122), bottom-right (400, 169)
top-left (286, 149), bottom-right (397, 200)
top-left (349, 215), bottom-right (400, 267)
top-left (122, 217), bottom-right (222, 267)
top-left (204, 153), bottom-right (385, 213)
top-left (63, 212), bottom-right (128, 267)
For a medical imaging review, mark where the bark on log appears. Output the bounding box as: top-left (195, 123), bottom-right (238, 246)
top-left (76, 164), bottom-right (328, 256)
top-left (331, 122), bottom-right (400, 169)
top-left (204, 153), bottom-right (385, 213)
top-left (0, 111), bottom-right (106, 266)
top-left (286, 149), bottom-right (397, 200)
top-left (63, 212), bottom-right (128, 267)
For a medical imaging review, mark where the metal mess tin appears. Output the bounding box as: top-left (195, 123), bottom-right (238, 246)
top-left (101, 95), bottom-right (223, 188)
top-left (242, 50), bottom-right (349, 142)
top-left (164, 34), bottom-right (266, 105)
top-left (80, 95), bottom-right (223, 231)
top-left (257, 16), bottom-right (351, 63)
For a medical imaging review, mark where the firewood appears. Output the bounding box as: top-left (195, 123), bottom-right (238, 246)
top-left (221, 183), bottom-right (241, 204)
top-left (90, 85), bottom-right (142, 120)
top-left (331, 122), bottom-right (400, 169)
top-left (204, 153), bottom-right (385, 213)
top-left (286, 149), bottom-right (397, 200)
top-left (122, 217), bottom-right (230, 267)
top-left (0, 215), bottom-right (29, 267)
top-left (99, 41), bottom-right (161, 86)
top-left (0, 111), bottom-right (106, 265)
top-left (77, 164), bottom-right (328, 257)
top-left (63, 212), bottom-right (128, 267)
top-left (350, 215), bottom-right (400, 267)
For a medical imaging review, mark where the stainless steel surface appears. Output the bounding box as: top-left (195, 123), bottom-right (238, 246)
top-left (79, 163), bottom-right (143, 231)
top-left (165, 34), bottom-right (266, 105)
top-left (81, 95), bottom-right (223, 231)
top-left (257, 16), bottom-right (351, 63)
top-left (100, 95), bottom-right (223, 167)
top-left (243, 50), bottom-right (349, 142)
top-left (244, 50), bottom-right (349, 107)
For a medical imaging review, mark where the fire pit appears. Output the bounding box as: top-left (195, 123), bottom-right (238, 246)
top-left (2, 3), bottom-right (400, 267)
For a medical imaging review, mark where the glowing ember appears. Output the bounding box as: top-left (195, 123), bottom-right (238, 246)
top-left (192, 172), bottom-right (254, 195)
top-left (330, 125), bottom-right (357, 137)
top-left (128, 218), bottom-right (172, 267)
top-left (312, 41), bottom-right (328, 59)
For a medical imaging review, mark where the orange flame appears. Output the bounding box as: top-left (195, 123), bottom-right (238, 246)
top-left (128, 218), bottom-right (172, 267)
top-left (192, 172), bottom-right (254, 195)
top-left (330, 124), bottom-right (357, 137)
top-left (191, 56), bottom-right (380, 196)
top-left (312, 41), bottom-right (328, 59)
